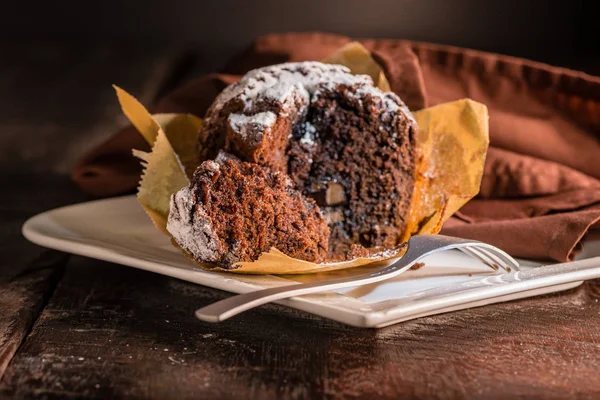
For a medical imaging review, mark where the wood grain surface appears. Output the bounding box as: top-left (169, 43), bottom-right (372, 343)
top-left (0, 41), bottom-right (599, 399)
top-left (2, 260), bottom-right (600, 399)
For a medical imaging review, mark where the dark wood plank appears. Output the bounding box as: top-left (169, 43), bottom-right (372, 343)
top-left (0, 252), bottom-right (66, 377)
top-left (0, 41), bottom-right (189, 382)
top-left (0, 175), bottom-right (77, 378)
top-left (2, 255), bottom-right (600, 399)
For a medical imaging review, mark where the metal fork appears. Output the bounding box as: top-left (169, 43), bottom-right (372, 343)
top-left (195, 234), bottom-right (520, 322)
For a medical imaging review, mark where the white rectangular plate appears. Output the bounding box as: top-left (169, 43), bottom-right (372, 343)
top-left (23, 196), bottom-right (600, 328)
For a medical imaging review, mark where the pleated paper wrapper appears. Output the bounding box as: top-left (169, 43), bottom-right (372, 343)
top-left (115, 42), bottom-right (489, 274)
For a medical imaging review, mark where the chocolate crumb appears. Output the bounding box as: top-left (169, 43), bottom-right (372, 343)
top-left (410, 262), bottom-right (425, 271)
top-left (168, 159), bottom-right (329, 269)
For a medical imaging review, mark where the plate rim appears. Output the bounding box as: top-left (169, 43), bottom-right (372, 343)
top-left (22, 195), bottom-right (596, 328)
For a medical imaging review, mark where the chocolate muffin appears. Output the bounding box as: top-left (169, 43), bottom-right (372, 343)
top-left (170, 61), bottom-right (417, 267)
top-left (167, 158), bottom-right (329, 269)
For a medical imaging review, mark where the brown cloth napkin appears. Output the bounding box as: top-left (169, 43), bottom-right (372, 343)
top-left (72, 32), bottom-right (600, 262)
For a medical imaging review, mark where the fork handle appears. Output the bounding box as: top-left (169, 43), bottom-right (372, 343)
top-left (195, 246), bottom-right (433, 322)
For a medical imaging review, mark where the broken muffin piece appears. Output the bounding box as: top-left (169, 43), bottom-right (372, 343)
top-left (167, 158), bottom-right (329, 269)
top-left (199, 62), bottom-right (417, 258)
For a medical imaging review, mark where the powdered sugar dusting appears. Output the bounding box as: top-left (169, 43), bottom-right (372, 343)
top-left (203, 160), bottom-right (221, 173)
top-left (228, 111), bottom-right (277, 143)
top-left (263, 81), bottom-right (309, 107)
top-left (315, 80), bottom-right (414, 126)
top-left (212, 62), bottom-right (372, 113)
top-left (229, 111), bottom-right (277, 129)
top-left (209, 62), bottom-right (376, 138)
top-left (371, 246), bottom-right (404, 260)
top-left (167, 186), bottom-right (222, 263)
top-left (208, 61), bottom-right (414, 149)
top-left (300, 121), bottom-right (316, 146)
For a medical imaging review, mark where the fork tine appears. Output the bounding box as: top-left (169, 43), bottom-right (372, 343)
top-left (478, 246), bottom-right (520, 271)
top-left (458, 247), bottom-right (502, 271)
top-left (461, 246), bottom-right (514, 273)
top-left (467, 247), bottom-right (508, 272)
top-left (463, 245), bottom-right (520, 272)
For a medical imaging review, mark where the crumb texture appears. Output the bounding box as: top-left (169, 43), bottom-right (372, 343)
top-left (288, 84), bottom-right (415, 253)
top-left (168, 159), bottom-right (329, 269)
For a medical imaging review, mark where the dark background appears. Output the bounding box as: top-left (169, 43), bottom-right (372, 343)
top-left (0, 0), bottom-right (597, 174)
top-left (3, 0), bottom-right (597, 74)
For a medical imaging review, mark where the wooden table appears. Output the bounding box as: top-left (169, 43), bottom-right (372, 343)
top-left (1, 42), bottom-right (600, 400)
